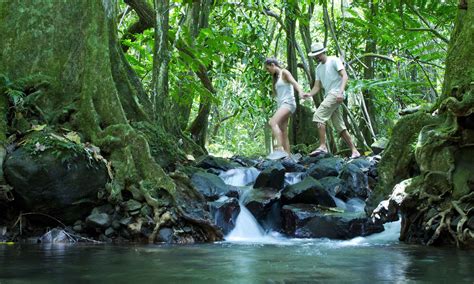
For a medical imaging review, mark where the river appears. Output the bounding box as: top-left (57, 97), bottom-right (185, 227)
top-left (1, 222), bottom-right (473, 283)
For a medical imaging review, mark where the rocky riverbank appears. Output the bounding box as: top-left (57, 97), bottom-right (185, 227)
top-left (0, 142), bottom-right (389, 244)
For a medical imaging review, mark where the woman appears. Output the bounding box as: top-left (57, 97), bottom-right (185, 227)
top-left (264, 58), bottom-right (305, 157)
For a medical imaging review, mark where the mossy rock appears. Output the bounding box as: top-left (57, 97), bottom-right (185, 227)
top-left (366, 112), bottom-right (441, 212)
top-left (4, 147), bottom-right (108, 223)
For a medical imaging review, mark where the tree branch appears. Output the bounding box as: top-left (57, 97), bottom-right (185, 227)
top-left (400, 1), bottom-right (449, 44)
top-left (347, 53), bottom-right (395, 66)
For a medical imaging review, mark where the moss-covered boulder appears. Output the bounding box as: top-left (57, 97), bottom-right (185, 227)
top-left (4, 146), bottom-right (109, 223)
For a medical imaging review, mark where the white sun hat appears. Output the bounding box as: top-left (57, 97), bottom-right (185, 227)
top-left (308, 42), bottom-right (327, 57)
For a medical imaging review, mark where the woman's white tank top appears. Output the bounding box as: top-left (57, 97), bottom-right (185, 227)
top-left (275, 70), bottom-right (296, 106)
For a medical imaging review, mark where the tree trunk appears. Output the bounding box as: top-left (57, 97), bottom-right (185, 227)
top-left (153, 0), bottom-right (170, 126)
top-left (0, 0), bottom-right (220, 242)
top-left (285, 1), bottom-right (300, 146)
top-left (187, 0), bottom-right (213, 149)
top-left (374, 0), bottom-right (473, 248)
top-left (361, 0), bottom-right (378, 142)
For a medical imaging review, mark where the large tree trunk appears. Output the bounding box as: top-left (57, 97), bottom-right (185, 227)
top-left (372, 0), bottom-right (473, 248)
top-left (285, 2), bottom-right (299, 146)
top-left (0, 0), bottom-right (220, 242)
top-left (187, 0), bottom-right (213, 149)
top-left (152, 0), bottom-right (170, 126)
top-left (361, 0), bottom-right (378, 142)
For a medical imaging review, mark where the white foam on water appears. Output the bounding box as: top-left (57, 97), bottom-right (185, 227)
top-left (225, 205), bottom-right (288, 244)
top-left (338, 220), bottom-right (402, 247)
top-left (219, 167), bottom-right (260, 186)
top-left (284, 172), bottom-right (305, 186)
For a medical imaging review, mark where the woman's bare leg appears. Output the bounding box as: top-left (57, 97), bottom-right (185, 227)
top-left (269, 107), bottom-right (291, 153)
top-left (281, 117), bottom-right (291, 154)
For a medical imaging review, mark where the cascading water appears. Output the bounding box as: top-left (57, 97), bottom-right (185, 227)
top-left (218, 167), bottom-right (283, 242)
top-left (218, 167), bottom-right (260, 186)
top-left (218, 166), bottom-right (400, 245)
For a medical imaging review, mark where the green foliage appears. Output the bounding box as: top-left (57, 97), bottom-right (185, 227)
top-left (117, 0), bottom-right (456, 156)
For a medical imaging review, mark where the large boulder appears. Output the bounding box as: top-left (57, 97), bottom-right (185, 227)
top-left (280, 158), bottom-right (306, 173)
top-left (190, 171), bottom-right (236, 200)
top-left (319, 176), bottom-right (345, 196)
top-left (208, 197), bottom-right (241, 235)
top-left (339, 164), bottom-right (369, 200)
top-left (253, 162), bottom-right (285, 190)
top-left (195, 155), bottom-right (239, 171)
top-left (243, 187), bottom-right (280, 221)
top-left (281, 176), bottom-right (336, 207)
top-left (4, 148), bottom-right (108, 223)
top-left (281, 204), bottom-right (384, 239)
top-left (307, 157), bottom-right (344, 179)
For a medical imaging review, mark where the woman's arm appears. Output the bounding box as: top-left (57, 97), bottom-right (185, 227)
top-left (282, 69), bottom-right (305, 97)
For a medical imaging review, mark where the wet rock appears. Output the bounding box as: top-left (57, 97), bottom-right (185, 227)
top-left (371, 137), bottom-right (389, 155)
top-left (4, 148), bottom-right (108, 223)
top-left (230, 155), bottom-right (258, 167)
top-left (119, 216), bottom-right (133, 226)
top-left (300, 153), bottom-right (332, 166)
top-left (281, 177), bottom-right (336, 207)
top-left (111, 220), bottom-right (121, 230)
top-left (124, 200), bottom-right (142, 212)
top-left (243, 188), bottom-right (280, 220)
top-left (347, 158), bottom-right (371, 172)
top-left (307, 157), bottom-right (344, 179)
top-left (339, 164), bottom-right (369, 200)
top-left (208, 197), bottom-right (240, 235)
top-left (281, 204), bottom-right (384, 239)
top-left (140, 204), bottom-right (152, 217)
top-left (195, 155), bottom-right (238, 171)
top-left (190, 171), bottom-right (234, 200)
top-left (281, 158), bottom-right (306, 173)
top-left (120, 228), bottom-right (131, 239)
top-left (91, 204), bottom-right (114, 215)
top-left (99, 234), bottom-right (112, 243)
top-left (73, 223), bottom-right (83, 232)
top-left (253, 162), bottom-right (285, 190)
top-left (157, 227), bottom-right (173, 243)
top-left (39, 228), bottom-right (73, 243)
top-left (105, 227), bottom-right (115, 237)
top-left (260, 202), bottom-right (283, 232)
top-left (172, 172), bottom-right (224, 242)
top-left (86, 213), bottom-right (111, 229)
top-left (371, 178), bottom-right (410, 223)
top-left (319, 176), bottom-right (345, 196)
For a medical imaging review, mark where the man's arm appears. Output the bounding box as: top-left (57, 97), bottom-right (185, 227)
top-left (307, 80), bottom-right (321, 98)
top-left (336, 68), bottom-right (349, 103)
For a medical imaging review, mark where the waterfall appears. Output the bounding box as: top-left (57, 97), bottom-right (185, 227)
top-left (219, 168), bottom-right (282, 243)
top-left (225, 205), bottom-right (265, 241)
top-left (219, 167), bottom-right (260, 186)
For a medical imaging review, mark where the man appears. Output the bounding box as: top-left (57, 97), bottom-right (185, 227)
top-left (304, 42), bottom-right (361, 158)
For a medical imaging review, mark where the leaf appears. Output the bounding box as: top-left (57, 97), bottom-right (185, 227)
top-left (64, 131), bottom-right (81, 144)
top-left (31, 124), bottom-right (47, 131)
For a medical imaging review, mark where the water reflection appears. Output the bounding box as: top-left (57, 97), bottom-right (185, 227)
top-left (1, 237), bottom-right (473, 283)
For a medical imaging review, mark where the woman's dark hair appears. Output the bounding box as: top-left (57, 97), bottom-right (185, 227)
top-left (265, 58), bottom-right (282, 96)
